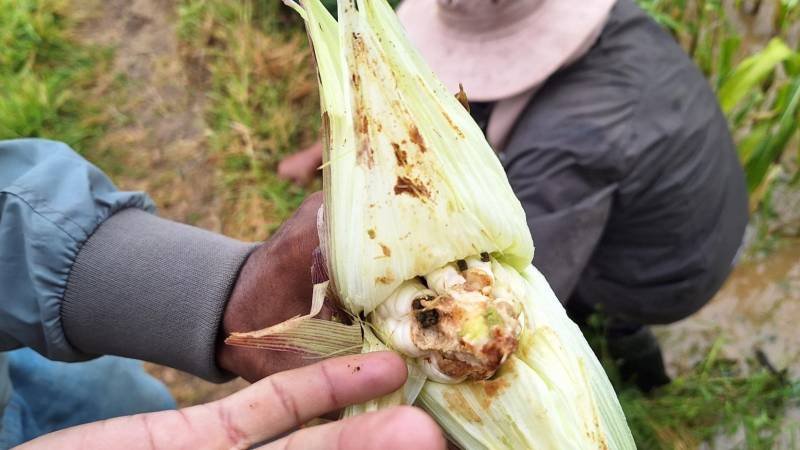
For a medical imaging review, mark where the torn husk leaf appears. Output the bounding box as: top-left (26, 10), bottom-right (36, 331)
top-left (455, 84), bottom-right (471, 112)
top-left (233, 0), bottom-right (637, 448)
top-left (225, 281), bottom-right (362, 358)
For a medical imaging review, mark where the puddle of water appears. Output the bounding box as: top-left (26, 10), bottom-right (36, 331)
top-left (656, 240), bottom-right (800, 378)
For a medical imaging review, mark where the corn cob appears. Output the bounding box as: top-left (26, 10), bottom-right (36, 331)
top-left (230, 0), bottom-right (636, 448)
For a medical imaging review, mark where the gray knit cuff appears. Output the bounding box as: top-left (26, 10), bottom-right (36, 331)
top-left (62, 209), bottom-right (258, 382)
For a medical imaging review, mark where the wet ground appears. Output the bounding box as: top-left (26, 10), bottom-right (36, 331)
top-left (657, 240), bottom-right (800, 378)
top-left (656, 239), bottom-right (800, 449)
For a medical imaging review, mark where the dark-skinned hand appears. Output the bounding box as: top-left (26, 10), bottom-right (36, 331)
top-left (212, 193), bottom-right (452, 449)
top-left (217, 191), bottom-right (329, 382)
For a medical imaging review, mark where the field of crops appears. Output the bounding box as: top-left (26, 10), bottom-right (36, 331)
top-left (1, 0), bottom-right (798, 447)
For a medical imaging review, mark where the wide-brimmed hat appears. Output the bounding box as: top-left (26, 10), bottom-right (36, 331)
top-left (397, 0), bottom-right (616, 101)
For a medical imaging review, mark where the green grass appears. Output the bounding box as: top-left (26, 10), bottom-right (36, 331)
top-left (622, 346), bottom-right (799, 448)
top-left (581, 314), bottom-right (800, 449)
top-left (0, 0), bottom-right (111, 149)
top-left (177, 0), bottom-right (321, 239)
top-left (620, 356), bottom-right (799, 449)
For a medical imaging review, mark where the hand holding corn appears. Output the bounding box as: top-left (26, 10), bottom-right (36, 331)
top-left (217, 192), bottom-right (332, 381)
top-left (229, 0), bottom-right (637, 448)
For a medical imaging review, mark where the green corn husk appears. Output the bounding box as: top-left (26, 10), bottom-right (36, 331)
top-left (254, 1), bottom-right (636, 448)
top-left (296, 0), bottom-right (534, 315)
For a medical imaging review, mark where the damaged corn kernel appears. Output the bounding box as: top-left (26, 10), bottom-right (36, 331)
top-left (373, 254), bottom-right (523, 383)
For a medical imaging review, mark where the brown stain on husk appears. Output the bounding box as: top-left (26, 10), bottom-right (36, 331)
top-left (461, 352), bottom-right (516, 410)
top-left (443, 390), bottom-right (483, 424)
top-left (394, 175), bottom-right (430, 199)
top-left (442, 111), bottom-right (464, 138)
top-left (375, 269), bottom-right (395, 284)
top-left (391, 142), bottom-right (408, 167)
top-left (408, 125), bottom-right (426, 152)
top-left (321, 111), bottom-right (331, 152)
top-left (356, 111), bottom-right (369, 134)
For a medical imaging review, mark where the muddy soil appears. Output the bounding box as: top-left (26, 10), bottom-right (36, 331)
top-left (75, 0), bottom-right (247, 406)
top-left (657, 241), bottom-right (800, 378)
top-left (657, 235), bottom-right (800, 449)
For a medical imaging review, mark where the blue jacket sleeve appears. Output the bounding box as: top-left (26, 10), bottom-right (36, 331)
top-left (0, 138), bottom-right (153, 361)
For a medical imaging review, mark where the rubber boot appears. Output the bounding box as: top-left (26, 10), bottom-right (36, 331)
top-left (607, 325), bottom-right (671, 392)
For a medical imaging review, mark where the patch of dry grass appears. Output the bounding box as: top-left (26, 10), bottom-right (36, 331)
top-left (178, 0), bottom-right (322, 241)
top-left (66, 0), bottom-right (245, 405)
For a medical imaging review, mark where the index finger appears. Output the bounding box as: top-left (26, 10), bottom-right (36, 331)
top-left (16, 352), bottom-right (408, 450)
top-left (218, 351), bottom-right (407, 443)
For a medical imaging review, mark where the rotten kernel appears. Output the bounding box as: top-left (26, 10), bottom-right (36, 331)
top-left (416, 309), bottom-right (440, 328)
top-left (480, 252), bottom-right (490, 262)
top-left (456, 259), bottom-right (468, 271)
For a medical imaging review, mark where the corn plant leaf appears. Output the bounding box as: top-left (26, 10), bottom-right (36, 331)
top-left (737, 122), bottom-right (770, 166)
top-left (744, 79), bottom-right (800, 194)
top-left (718, 38), bottom-right (793, 114)
top-left (715, 35), bottom-right (742, 90)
